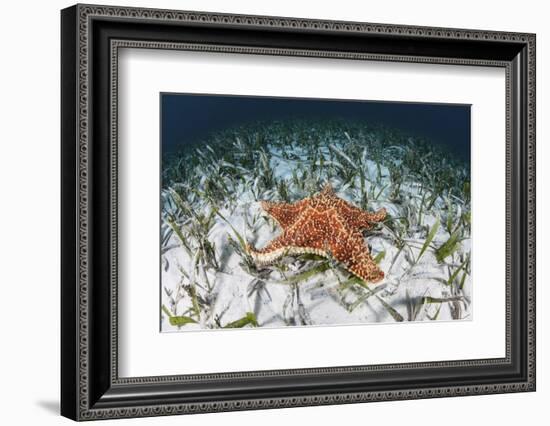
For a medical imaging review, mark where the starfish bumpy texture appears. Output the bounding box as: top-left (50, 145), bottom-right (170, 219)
top-left (247, 185), bottom-right (387, 283)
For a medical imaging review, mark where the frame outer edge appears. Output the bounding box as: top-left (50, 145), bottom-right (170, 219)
top-left (75, 2), bottom-right (535, 41)
top-left (76, 2), bottom-right (93, 420)
top-left (61, 4), bottom-right (80, 422)
top-left (527, 33), bottom-right (536, 390)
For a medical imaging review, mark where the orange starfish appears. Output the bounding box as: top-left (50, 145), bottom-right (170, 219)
top-left (247, 184), bottom-right (387, 283)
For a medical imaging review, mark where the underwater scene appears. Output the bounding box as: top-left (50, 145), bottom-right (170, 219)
top-left (160, 94), bottom-right (471, 331)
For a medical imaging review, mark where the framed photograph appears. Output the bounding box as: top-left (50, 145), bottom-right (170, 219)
top-left (61, 4), bottom-right (536, 421)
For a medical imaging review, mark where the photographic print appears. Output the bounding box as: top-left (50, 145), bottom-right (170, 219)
top-left (160, 94), bottom-right (471, 332)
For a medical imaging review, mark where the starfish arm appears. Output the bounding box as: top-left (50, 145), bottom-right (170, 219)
top-left (334, 197), bottom-right (387, 230)
top-left (329, 231), bottom-right (385, 283)
top-left (357, 207), bottom-right (387, 228)
top-left (260, 199), bottom-right (309, 230)
top-left (247, 234), bottom-right (327, 266)
top-left (248, 208), bottom-right (331, 264)
top-left (348, 249), bottom-right (385, 283)
top-left (246, 234), bottom-right (289, 265)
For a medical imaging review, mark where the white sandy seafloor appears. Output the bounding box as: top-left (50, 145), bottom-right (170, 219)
top-left (160, 123), bottom-right (472, 332)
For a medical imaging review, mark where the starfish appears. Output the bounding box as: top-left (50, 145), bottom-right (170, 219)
top-left (247, 184), bottom-right (387, 283)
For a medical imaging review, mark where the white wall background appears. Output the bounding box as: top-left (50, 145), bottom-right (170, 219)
top-left (0, 0), bottom-right (546, 424)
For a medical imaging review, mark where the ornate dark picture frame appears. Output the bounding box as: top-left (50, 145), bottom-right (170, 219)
top-left (61, 3), bottom-right (536, 421)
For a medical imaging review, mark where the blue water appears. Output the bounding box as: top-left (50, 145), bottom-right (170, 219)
top-left (161, 93), bottom-right (471, 162)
